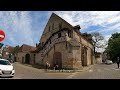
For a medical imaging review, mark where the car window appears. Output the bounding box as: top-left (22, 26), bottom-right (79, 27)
top-left (0, 60), bottom-right (11, 65)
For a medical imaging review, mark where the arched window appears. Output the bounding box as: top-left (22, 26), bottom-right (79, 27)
top-left (68, 30), bottom-right (73, 38)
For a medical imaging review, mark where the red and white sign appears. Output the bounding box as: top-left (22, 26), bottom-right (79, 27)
top-left (0, 30), bottom-right (5, 42)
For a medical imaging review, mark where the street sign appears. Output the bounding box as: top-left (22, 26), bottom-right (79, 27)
top-left (0, 30), bottom-right (5, 42)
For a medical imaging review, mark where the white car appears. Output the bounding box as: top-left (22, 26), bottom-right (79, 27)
top-left (0, 59), bottom-right (15, 77)
top-left (105, 60), bottom-right (113, 65)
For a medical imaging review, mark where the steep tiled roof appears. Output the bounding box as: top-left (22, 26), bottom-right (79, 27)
top-left (18, 44), bottom-right (36, 52)
top-left (3, 45), bottom-right (14, 53)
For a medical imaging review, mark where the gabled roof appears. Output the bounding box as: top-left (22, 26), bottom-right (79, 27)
top-left (40, 13), bottom-right (93, 47)
top-left (40, 13), bottom-right (75, 42)
top-left (3, 45), bottom-right (14, 53)
top-left (18, 44), bottom-right (36, 52)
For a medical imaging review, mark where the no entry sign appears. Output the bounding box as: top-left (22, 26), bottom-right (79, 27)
top-left (0, 30), bottom-right (5, 42)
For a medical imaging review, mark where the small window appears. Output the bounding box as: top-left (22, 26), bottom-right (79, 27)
top-left (59, 23), bottom-right (62, 30)
top-left (58, 33), bottom-right (61, 38)
top-left (68, 30), bottom-right (72, 38)
top-left (42, 42), bottom-right (44, 46)
top-left (52, 23), bottom-right (54, 30)
top-left (49, 26), bottom-right (51, 31)
top-left (50, 40), bottom-right (51, 44)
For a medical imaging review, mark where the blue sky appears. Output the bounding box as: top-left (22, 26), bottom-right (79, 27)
top-left (0, 11), bottom-right (120, 50)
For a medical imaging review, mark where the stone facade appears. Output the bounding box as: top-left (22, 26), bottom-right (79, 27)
top-left (17, 44), bottom-right (36, 65)
top-left (2, 45), bottom-right (14, 60)
top-left (36, 13), bottom-right (95, 70)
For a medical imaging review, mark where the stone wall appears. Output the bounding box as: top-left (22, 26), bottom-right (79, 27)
top-left (40, 13), bottom-right (73, 45)
top-left (17, 52), bottom-right (26, 63)
top-left (17, 52), bottom-right (34, 64)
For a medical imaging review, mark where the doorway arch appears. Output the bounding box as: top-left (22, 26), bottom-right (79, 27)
top-left (81, 46), bottom-right (87, 66)
top-left (25, 53), bottom-right (30, 64)
top-left (53, 52), bottom-right (62, 69)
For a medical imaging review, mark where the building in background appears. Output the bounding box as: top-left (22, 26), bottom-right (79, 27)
top-left (2, 45), bottom-right (14, 60)
top-left (17, 44), bottom-right (36, 64)
top-left (35, 13), bottom-right (95, 70)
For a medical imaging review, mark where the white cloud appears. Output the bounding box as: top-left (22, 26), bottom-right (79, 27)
top-left (54, 11), bottom-right (120, 32)
top-left (54, 11), bottom-right (120, 52)
top-left (1, 11), bottom-right (120, 50)
top-left (0, 11), bottom-right (34, 46)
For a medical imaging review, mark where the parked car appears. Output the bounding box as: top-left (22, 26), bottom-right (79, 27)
top-left (105, 60), bottom-right (113, 65)
top-left (0, 59), bottom-right (15, 77)
top-left (7, 58), bottom-right (14, 63)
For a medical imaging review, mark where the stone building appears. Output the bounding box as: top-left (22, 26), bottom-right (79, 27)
top-left (17, 44), bottom-right (36, 64)
top-left (2, 45), bottom-right (14, 60)
top-left (95, 52), bottom-right (102, 64)
top-left (35, 13), bottom-right (95, 70)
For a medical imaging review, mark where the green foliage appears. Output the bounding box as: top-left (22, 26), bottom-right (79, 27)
top-left (0, 43), bottom-right (4, 49)
top-left (106, 32), bottom-right (120, 62)
top-left (81, 32), bottom-right (93, 44)
top-left (82, 32), bottom-right (106, 53)
top-left (12, 45), bottom-right (20, 55)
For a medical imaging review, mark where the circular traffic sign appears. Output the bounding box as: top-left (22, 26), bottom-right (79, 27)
top-left (0, 30), bottom-right (5, 42)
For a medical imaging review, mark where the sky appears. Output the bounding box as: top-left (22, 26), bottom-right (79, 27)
top-left (0, 11), bottom-right (120, 52)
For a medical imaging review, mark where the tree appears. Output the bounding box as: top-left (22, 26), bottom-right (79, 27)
top-left (105, 32), bottom-right (120, 62)
top-left (11, 45), bottom-right (20, 55)
top-left (0, 43), bottom-right (4, 49)
top-left (91, 32), bottom-right (107, 52)
top-left (81, 32), bottom-right (93, 44)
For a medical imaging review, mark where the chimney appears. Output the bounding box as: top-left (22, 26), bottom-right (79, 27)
top-left (74, 25), bottom-right (81, 31)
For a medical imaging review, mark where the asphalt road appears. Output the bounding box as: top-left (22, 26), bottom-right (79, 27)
top-left (12, 62), bottom-right (72, 79)
top-left (70, 63), bottom-right (120, 79)
top-left (0, 62), bottom-right (120, 79)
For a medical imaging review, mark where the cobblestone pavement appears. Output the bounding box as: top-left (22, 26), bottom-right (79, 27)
top-left (70, 63), bottom-right (120, 79)
top-left (0, 62), bottom-right (120, 79)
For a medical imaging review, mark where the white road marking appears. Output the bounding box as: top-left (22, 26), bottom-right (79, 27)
top-left (112, 68), bottom-right (120, 70)
top-left (66, 72), bottom-right (79, 79)
top-left (12, 77), bottom-right (22, 79)
top-left (104, 68), bottom-right (110, 70)
top-left (97, 69), bottom-right (101, 72)
top-left (89, 69), bottom-right (93, 72)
